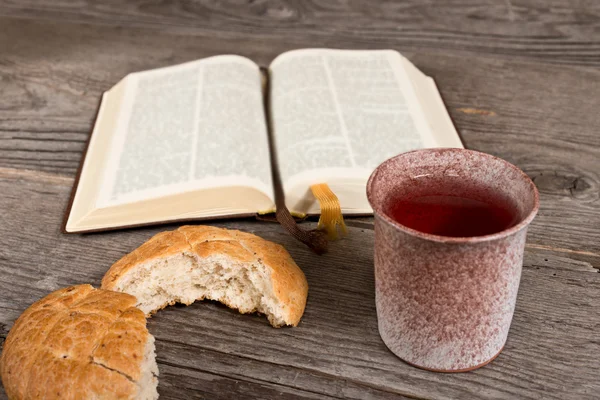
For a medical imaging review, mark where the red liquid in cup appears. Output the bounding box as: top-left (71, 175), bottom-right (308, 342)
top-left (387, 194), bottom-right (519, 237)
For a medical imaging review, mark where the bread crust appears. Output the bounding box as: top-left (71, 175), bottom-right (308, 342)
top-left (0, 284), bottom-right (150, 400)
top-left (101, 225), bottom-right (309, 326)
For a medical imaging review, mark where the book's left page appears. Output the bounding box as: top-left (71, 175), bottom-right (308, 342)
top-left (65, 56), bottom-right (275, 233)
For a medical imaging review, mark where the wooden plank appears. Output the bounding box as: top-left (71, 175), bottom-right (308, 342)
top-left (155, 363), bottom-right (343, 400)
top-left (0, 0), bottom-right (599, 66)
top-left (155, 341), bottom-right (406, 400)
top-left (0, 175), bottom-right (598, 399)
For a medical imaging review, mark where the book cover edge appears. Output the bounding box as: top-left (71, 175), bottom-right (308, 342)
top-left (61, 95), bottom-right (104, 234)
top-left (64, 213), bottom-right (260, 234)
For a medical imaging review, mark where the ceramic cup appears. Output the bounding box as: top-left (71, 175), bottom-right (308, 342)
top-left (366, 148), bottom-right (539, 372)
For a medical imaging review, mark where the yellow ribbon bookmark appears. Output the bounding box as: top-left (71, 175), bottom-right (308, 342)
top-left (310, 183), bottom-right (347, 240)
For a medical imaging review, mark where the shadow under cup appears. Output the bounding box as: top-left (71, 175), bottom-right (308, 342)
top-left (367, 148), bottom-right (539, 372)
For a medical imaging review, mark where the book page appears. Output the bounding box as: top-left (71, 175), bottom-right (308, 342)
top-left (269, 49), bottom-right (459, 192)
top-left (96, 55), bottom-right (273, 208)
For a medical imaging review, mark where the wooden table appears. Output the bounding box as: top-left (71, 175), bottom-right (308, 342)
top-left (1, 1), bottom-right (599, 399)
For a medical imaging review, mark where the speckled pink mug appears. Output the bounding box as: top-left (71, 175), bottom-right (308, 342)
top-left (367, 148), bottom-right (539, 372)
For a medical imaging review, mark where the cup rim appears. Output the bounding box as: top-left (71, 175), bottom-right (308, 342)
top-left (366, 148), bottom-right (540, 244)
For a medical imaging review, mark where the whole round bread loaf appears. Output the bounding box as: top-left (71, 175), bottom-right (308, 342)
top-left (102, 225), bottom-right (309, 327)
top-left (0, 284), bottom-right (158, 400)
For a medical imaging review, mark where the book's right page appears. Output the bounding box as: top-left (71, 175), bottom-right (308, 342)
top-left (269, 49), bottom-right (463, 215)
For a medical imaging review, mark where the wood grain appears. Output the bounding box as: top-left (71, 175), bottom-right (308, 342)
top-left (0, 0), bottom-right (599, 66)
top-left (1, 1), bottom-right (600, 398)
top-left (0, 175), bottom-right (599, 399)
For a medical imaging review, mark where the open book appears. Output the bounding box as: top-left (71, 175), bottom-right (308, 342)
top-left (64, 49), bottom-right (463, 233)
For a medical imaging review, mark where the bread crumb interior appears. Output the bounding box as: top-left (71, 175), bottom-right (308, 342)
top-left (136, 334), bottom-right (159, 400)
top-left (115, 253), bottom-right (286, 327)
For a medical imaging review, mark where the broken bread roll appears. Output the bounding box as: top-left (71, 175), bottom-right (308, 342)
top-left (0, 284), bottom-right (158, 400)
top-left (101, 225), bottom-right (308, 327)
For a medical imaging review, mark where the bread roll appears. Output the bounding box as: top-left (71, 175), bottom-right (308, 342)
top-left (0, 284), bottom-right (158, 400)
top-left (102, 225), bottom-right (308, 327)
